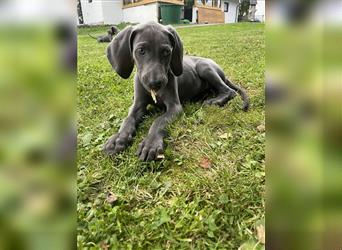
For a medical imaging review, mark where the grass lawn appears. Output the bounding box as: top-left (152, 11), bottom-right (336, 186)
top-left (77, 23), bottom-right (265, 249)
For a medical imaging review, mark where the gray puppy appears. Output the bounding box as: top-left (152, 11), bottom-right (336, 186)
top-left (103, 22), bottom-right (249, 161)
top-left (88, 26), bottom-right (119, 43)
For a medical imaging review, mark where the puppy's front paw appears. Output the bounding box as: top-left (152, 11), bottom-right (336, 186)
top-left (136, 136), bottom-right (164, 161)
top-left (103, 133), bottom-right (132, 156)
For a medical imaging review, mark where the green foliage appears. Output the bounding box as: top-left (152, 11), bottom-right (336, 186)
top-left (239, 0), bottom-right (250, 20)
top-left (184, 0), bottom-right (194, 6)
top-left (181, 19), bottom-right (191, 24)
top-left (78, 23), bottom-right (265, 249)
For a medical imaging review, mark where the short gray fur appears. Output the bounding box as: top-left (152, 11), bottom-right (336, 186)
top-left (88, 26), bottom-right (119, 43)
top-left (103, 22), bottom-right (249, 161)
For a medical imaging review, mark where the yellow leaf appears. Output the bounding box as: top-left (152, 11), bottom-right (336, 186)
top-left (219, 133), bottom-right (228, 139)
top-left (256, 224), bottom-right (265, 244)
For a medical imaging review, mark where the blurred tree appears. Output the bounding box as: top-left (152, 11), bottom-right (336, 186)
top-left (77, 0), bottom-right (84, 24)
top-left (238, 0), bottom-right (250, 21)
top-left (184, 0), bottom-right (194, 6)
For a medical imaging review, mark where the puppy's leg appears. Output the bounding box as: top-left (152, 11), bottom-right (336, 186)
top-left (137, 78), bottom-right (183, 161)
top-left (136, 104), bottom-right (182, 161)
top-left (196, 61), bottom-right (236, 106)
top-left (103, 102), bottom-right (147, 156)
top-left (103, 81), bottom-right (149, 156)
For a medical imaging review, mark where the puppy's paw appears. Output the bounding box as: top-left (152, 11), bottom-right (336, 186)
top-left (136, 136), bottom-right (164, 161)
top-left (103, 133), bottom-right (132, 156)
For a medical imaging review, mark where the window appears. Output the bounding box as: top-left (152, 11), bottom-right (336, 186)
top-left (224, 2), bottom-right (229, 12)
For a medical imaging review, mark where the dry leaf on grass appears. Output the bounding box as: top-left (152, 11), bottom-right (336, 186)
top-left (257, 124), bottom-right (265, 133)
top-left (256, 224), bottom-right (265, 244)
top-left (99, 241), bottom-right (109, 250)
top-left (106, 192), bottom-right (118, 204)
top-left (199, 157), bottom-right (212, 169)
top-left (219, 133), bottom-right (228, 139)
top-left (156, 154), bottom-right (165, 160)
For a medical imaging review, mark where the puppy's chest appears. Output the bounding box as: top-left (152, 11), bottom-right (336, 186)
top-left (151, 94), bottom-right (167, 108)
top-left (154, 95), bottom-right (165, 106)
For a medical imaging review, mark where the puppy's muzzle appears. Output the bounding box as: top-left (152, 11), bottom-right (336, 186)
top-left (149, 80), bottom-right (163, 90)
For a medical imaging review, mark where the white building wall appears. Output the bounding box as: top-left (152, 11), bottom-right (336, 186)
top-left (102, 0), bottom-right (123, 24)
top-left (81, 0), bottom-right (104, 25)
top-left (255, 0), bottom-right (265, 22)
top-left (222, 0), bottom-right (238, 23)
top-left (123, 3), bottom-right (159, 24)
top-left (192, 7), bottom-right (197, 24)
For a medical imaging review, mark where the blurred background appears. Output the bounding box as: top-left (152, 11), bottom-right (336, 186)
top-left (0, 0), bottom-right (341, 249)
top-left (266, 0), bottom-right (342, 249)
top-left (0, 0), bottom-right (76, 249)
top-left (76, 0), bottom-right (264, 26)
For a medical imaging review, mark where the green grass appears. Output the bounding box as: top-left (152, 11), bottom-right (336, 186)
top-left (77, 23), bottom-right (265, 249)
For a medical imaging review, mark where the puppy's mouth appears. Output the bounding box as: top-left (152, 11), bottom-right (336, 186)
top-left (150, 89), bottom-right (157, 103)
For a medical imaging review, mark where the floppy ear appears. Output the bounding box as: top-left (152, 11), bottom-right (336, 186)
top-left (111, 26), bottom-right (118, 34)
top-left (166, 26), bottom-right (183, 76)
top-left (106, 26), bottom-right (135, 79)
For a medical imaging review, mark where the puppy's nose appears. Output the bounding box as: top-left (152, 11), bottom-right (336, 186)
top-left (150, 80), bottom-right (162, 90)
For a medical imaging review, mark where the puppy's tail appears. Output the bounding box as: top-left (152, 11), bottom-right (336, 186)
top-left (88, 33), bottom-right (97, 40)
top-left (225, 78), bottom-right (250, 111)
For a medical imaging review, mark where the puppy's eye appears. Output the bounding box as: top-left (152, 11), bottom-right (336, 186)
top-left (162, 49), bottom-right (171, 57)
top-left (137, 48), bottom-right (145, 55)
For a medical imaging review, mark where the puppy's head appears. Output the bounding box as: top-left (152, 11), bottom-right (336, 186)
top-left (106, 22), bottom-right (183, 92)
top-left (108, 26), bottom-right (118, 35)
top-left (112, 26), bottom-right (119, 34)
